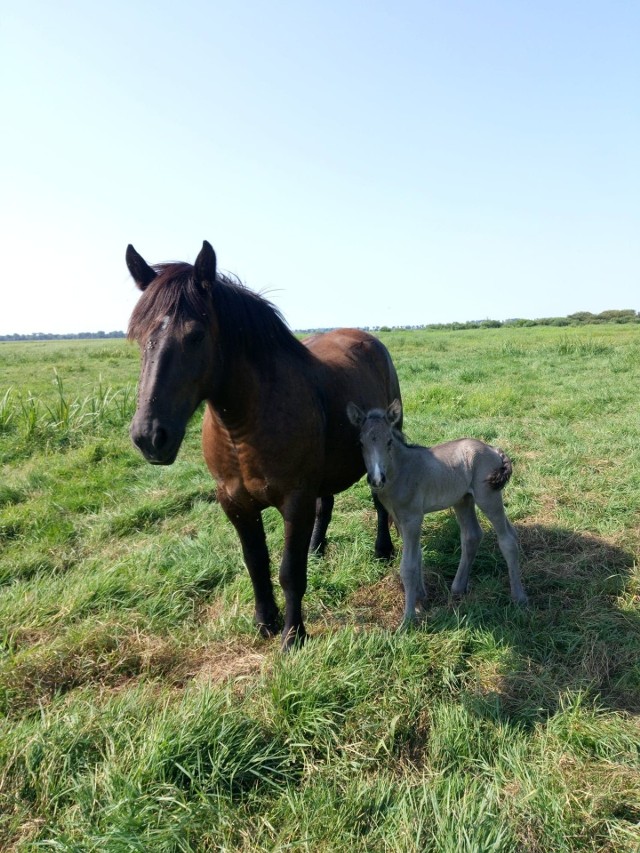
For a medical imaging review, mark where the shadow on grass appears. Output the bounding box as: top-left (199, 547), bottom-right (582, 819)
top-left (352, 516), bottom-right (640, 721)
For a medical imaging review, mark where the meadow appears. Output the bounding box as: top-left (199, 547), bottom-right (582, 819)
top-left (1, 325), bottom-right (639, 851)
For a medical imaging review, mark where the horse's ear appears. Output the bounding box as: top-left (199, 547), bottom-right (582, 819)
top-left (347, 402), bottom-right (365, 428)
top-left (386, 399), bottom-right (402, 426)
top-left (126, 244), bottom-right (157, 291)
top-left (194, 240), bottom-right (217, 288)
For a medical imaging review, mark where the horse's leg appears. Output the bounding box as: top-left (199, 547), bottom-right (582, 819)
top-left (451, 494), bottom-right (483, 597)
top-left (397, 516), bottom-right (425, 622)
top-left (218, 491), bottom-right (280, 636)
top-left (279, 492), bottom-right (317, 650)
top-left (309, 495), bottom-right (334, 556)
top-left (373, 494), bottom-right (394, 559)
top-left (477, 492), bottom-right (528, 604)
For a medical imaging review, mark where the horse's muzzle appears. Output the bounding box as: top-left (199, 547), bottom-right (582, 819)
top-left (130, 418), bottom-right (182, 465)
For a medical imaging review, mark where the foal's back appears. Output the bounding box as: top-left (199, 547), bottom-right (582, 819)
top-left (393, 438), bottom-right (510, 515)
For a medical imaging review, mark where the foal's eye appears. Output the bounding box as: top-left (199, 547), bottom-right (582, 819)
top-left (387, 439), bottom-right (393, 449)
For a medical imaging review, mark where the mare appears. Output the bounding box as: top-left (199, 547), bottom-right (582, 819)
top-left (347, 399), bottom-right (528, 623)
top-left (126, 240), bottom-right (402, 649)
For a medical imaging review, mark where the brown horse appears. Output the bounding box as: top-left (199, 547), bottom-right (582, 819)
top-left (126, 240), bottom-right (402, 648)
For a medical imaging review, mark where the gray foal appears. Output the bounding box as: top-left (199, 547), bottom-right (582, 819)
top-left (347, 399), bottom-right (528, 622)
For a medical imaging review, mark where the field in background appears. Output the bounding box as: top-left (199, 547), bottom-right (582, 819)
top-left (1, 326), bottom-right (639, 851)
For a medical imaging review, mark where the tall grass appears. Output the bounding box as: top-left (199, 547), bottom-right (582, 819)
top-left (1, 330), bottom-right (639, 851)
top-left (0, 368), bottom-right (135, 457)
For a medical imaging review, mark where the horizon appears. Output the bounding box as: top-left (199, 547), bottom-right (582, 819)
top-left (2, 307), bottom-right (638, 341)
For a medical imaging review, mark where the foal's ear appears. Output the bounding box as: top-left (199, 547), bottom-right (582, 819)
top-left (346, 402), bottom-right (365, 428)
top-left (386, 399), bottom-right (402, 426)
top-left (194, 240), bottom-right (217, 288)
top-left (126, 244), bottom-right (157, 291)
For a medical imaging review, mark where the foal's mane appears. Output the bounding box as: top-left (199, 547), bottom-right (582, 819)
top-left (128, 262), bottom-right (311, 364)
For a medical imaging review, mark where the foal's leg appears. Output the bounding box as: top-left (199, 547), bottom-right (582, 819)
top-left (218, 490), bottom-right (280, 637)
top-left (398, 516), bottom-right (426, 622)
top-left (309, 495), bottom-right (334, 555)
top-left (451, 494), bottom-right (483, 597)
top-left (477, 491), bottom-right (528, 604)
top-left (279, 492), bottom-right (317, 650)
top-left (373, 494), bottom-right (394, 559)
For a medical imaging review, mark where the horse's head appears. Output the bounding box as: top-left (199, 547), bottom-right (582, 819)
top-left (126, 241), bottom-right (218, 464)
top-left (347, 399), bottom-right (402, 490)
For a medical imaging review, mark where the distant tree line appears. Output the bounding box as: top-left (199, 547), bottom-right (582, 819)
top-left (2, 310), bottom-right (639, 341)
top-left (371, 309), bottom-right (640, 333)
top-left (0, 330), bottom-right (126, 342)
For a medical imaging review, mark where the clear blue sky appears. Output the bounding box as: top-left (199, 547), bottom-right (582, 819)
top-left (2, 0), bottom-right (638, 335)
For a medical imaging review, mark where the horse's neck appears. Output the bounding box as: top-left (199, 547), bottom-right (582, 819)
top-left (209, 349), bottom-right (307, 433)
top-left (207, 352), bottom-right (262, 429)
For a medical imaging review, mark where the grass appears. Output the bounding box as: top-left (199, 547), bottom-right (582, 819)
top-left (1, 326), bottom-right (639, 851)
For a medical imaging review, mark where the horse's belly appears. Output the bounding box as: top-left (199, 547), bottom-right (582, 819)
top-left (317, 453), bottom-right (365, 496)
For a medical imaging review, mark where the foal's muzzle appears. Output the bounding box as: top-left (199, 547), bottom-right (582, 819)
top-left (367, 472), bottom-right (386, 490)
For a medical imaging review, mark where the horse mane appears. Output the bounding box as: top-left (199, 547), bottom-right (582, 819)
top-left (127, 262), bottom-right (311, 365)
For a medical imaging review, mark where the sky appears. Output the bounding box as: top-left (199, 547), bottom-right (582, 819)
top-left (1, 0), bottom-right (638, 335)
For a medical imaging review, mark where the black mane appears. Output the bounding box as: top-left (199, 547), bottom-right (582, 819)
top-left (128, 262), bottom-right (311, 365)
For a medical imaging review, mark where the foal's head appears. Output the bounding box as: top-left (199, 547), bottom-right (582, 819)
top-left (347, 399), bottom-right (403, 490)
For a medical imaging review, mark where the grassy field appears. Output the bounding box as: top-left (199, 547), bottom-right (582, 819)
top-left (1, 325), bottom-right (639, 851)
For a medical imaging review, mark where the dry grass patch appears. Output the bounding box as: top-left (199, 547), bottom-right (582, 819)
top-left (348, 572), bottom-right (405, 630)
top-left (191, 638), bottom-right (269, 686)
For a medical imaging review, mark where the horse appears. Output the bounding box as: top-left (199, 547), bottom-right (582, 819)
top-left (126, 240), bottom-right (402, 649)
top-left (347, 399), bottom-right (528, 623)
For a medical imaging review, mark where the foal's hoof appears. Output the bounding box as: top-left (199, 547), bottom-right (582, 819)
top-left (512, 593), bottom-right (530, 607)
top-left (450, 583), bottom-right (469, 600)
top-left (396, 611), bottom-right (426, 632)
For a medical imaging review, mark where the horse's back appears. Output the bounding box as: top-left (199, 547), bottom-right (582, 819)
top-left (304, 328), bottom-right (399, 405)
top-left (304, 328), bottom-right (401, 495)
top-left (203, 328), bottom-right (400, 505)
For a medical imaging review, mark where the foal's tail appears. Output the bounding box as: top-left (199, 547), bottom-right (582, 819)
top-left (486, 448), bottom-right (513, 491)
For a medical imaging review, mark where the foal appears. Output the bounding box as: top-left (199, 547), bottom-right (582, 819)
top-left (347, 400), bottom-right (528, 622)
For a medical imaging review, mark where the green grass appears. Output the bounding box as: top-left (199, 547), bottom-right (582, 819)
top-left (1, 327), bottom-right (639, 851)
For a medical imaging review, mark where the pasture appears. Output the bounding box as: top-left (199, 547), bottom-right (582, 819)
top-left (1, 325), bottom-right (639, 851)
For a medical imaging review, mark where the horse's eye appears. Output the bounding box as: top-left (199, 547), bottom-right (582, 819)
top-left (387, 439), bottom-right (393, 449)
top-left (186, 329), bottom-right (205, 345)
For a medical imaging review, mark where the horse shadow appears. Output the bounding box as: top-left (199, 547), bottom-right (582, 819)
top-left (351, 516), bottom-right (640, 722)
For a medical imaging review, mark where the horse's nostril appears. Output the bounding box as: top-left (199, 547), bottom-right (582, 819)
top-left (152, 426), bottom-right (168, 451)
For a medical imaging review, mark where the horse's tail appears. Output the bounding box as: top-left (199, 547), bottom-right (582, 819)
top-left (486, 448), bottom-right (513, 491)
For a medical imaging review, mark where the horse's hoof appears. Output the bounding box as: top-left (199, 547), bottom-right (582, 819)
top-left (308, 539), bottom-right (326, 557)
top-left (512, 593), bottom-right (530, 607)
top-left (280, 626), bottom-right (307, 651)
top-left (374, 546), bottom-right (395, 561)
top-left (255, 608), bottom-right (281, 638)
